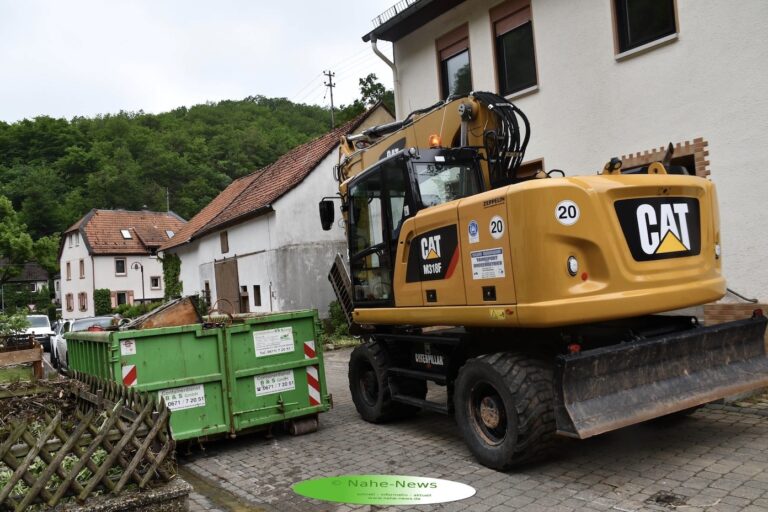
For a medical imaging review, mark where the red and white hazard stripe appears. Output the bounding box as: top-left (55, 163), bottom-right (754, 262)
top-left (304, 340), bottom-right (321, 406)
top-left (122, 364), bottom-right (137, 387)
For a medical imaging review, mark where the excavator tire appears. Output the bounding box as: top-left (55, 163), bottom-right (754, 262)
top-left (349, 340), bottom-right (426, 423)
top-left (454, 352), bottom-right (556, 470)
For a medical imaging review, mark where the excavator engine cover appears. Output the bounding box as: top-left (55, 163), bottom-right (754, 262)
top-left (554, 314), bottom-right (768, 439)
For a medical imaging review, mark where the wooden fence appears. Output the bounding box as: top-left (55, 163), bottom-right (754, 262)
top-left (0, 337), bottom-right (43, 381)
top-left (0, 373), bottom-right (176, 511)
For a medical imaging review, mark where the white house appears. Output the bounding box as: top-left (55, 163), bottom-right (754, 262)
top-left (161, 105), bottom-right (394, 316)
top-left (59, 209), bottom-right (186, 319)
top-left (363, 0), bottom-right (768, 302)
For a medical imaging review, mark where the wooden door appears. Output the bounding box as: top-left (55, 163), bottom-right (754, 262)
top-left (214, 258), bottom-right (240, 314)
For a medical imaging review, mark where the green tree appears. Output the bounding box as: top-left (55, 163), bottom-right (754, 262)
top-left (94, 288), bottom-right (112, 315)
top-left (0, 196), bottom-right (34, 285)
top-left (33, 235), bottom-right (60, 275)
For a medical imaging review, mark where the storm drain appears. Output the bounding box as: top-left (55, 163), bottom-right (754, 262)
top-left (646, 491), bottom-right (687, 508)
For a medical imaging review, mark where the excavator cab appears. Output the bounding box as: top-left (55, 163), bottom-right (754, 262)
top-left (321, 147), bottom-right (484, 309)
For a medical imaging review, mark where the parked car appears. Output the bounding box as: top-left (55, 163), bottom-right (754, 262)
top-left (53, 316), bottom-right (116, 371)
top-left (25, 314), bottom-right (54, 352)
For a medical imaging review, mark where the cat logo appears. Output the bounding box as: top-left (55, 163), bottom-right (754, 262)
top-left (636, 203), bottom-right (691, 255)
top-left (615, 197), bottom-right (700, 262)
top-left (421, 235), bottom-right (442, 260)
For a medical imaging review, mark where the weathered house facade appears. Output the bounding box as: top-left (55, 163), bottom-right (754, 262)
top-left (364, 0), bottom-right (768, 301)
top-left (161, 106), bottom-right (393, 316)
top-left (59, 210), bottom-right (186, 318)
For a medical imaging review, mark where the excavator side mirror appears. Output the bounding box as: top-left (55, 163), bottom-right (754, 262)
top-left (319, 200), bottom-right (335, 231)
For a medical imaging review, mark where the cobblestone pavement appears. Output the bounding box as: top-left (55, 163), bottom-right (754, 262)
top-left (181, 347), bottom-right (768, 512)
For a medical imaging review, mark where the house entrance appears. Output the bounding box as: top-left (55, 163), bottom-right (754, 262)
top-left (214, 258), bottom-right (240, 314)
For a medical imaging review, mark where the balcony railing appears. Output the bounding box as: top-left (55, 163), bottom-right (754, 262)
top-left (371, 0), bottom-right (422, 28)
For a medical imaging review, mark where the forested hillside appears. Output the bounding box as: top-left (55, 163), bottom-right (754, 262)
top-left (0, 96), bottom-right (361, 238)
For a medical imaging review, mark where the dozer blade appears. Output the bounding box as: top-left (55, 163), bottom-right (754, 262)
top-left (554, 314), bottom-right (768, 439)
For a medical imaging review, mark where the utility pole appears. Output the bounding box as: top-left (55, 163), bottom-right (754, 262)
top-left (323, 70), bottom-right (336, 128)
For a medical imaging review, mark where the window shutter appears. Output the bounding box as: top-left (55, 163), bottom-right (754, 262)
top-left (436, 24), bottom-right (469, 61)
top-left (491, 0), bottom-right (531, 36)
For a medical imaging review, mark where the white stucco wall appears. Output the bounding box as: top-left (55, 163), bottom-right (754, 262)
top-left (60, 231), bottom-right (167, 319)
top-left (92, 255), bottom-right (165, 305)
top-left (391, 0), bottom-right (768, 301)
top-left (168, 150), bottom-right (348, 316)
top-left (59, 236), bottom-right (93, 319)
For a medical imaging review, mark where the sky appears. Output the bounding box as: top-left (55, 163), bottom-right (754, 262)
top-left (0, 0), bottom-right (396, 122)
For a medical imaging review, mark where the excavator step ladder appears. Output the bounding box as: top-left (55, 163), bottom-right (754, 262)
top-left (328, 253), bottom-right (354, 326)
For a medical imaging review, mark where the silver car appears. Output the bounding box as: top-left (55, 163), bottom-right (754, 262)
top-left (53, 316), bottom-right (116, 371)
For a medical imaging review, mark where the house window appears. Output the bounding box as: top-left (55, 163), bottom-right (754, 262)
top-left (29, 283), bottom-right (37, 292)
top-left (492, 0), bottom-right (538, 96)
top-left (78, 292), bottom-right (87, 312)
top-left (220, 231), bottom-right (229, 253)
top-left (116, 291), bottom-right (128, 306)
top-left (121, 229), bottom-right (132, 239)
top-left (253, 285), bottom-right (262, 307)
top-left (68, 234), bottom-right (73, 248)
top-left (614, 0), bottom-right (677, 54)
top-left (239, 285), bottom-right (249, 313)
top-left (115, 258), bottom-right (126, 276)
top-left (66, 262), bottom-right (71, 280)
top-left (75, 233), bottom-right (79, 246)
top-left (79, 259), bottom-right (85, 279)
top-left (66, 293), bottom-right (74, 312)
top-left (437, 25), bottom-right (472, 99)
top-left (150, 276), bottom-right (161, 289)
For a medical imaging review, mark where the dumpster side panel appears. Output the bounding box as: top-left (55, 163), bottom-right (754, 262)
top-left (227, 310), bottom-right (331, 431)
top-left (68, 326), bottom-right (231, 441)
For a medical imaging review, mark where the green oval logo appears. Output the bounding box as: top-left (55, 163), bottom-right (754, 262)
top-left (292, 475), bottom-right (475, 505)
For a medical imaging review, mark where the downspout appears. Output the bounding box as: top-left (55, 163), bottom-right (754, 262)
top-left (370, 35), bottom-right (399, 117)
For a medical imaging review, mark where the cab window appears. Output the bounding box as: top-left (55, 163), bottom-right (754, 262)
top-left (414, 161), bottom-right (480, 207)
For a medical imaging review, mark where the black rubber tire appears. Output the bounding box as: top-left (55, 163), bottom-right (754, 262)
top-left (454, 353), bottom-right (556, 470)
top-left (51, 347), bottom-right (60, 369)
top-left (348, 340), bottom-right (426, 423)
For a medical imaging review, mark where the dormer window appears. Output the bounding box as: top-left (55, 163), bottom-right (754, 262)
top-left (121, 229), bottom-right (132, 239)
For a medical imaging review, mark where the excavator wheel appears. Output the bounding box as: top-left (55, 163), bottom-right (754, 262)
top-left (454, 353), bottom-right (556, 470)
top-left (349, 340), bottom-right (426, 423)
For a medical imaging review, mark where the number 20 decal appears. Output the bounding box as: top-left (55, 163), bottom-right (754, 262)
top-left (489, 215), bottom-right (504, 239)
top-left (555, 200), bottom-right (580, 226)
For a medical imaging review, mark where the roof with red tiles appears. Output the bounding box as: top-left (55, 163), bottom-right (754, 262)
top-left (63, 209), bottom-right (186, 256)
top-left (161, 106), bottom-right (385, 251)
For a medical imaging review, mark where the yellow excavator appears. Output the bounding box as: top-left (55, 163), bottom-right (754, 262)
top-left (318, 92), bottom-right (768, 469)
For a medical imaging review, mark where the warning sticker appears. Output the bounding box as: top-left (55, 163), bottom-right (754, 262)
top-left (254, 370), bottom-right (296, 397)
top-left (158, 384), bottom-right (206, 411)
top-left (120, 339), bottom-right (136, 356)
top-left (253, 327), bottom-right (294, 357)
top-left (470, 248), bottom-right (506, 280)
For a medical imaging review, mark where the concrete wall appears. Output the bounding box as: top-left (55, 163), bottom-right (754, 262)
top-left (391, 0), bottom-right (768, 301)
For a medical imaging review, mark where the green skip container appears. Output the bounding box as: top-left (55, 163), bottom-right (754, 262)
top-left (65, 310), bottom-right (331, 441)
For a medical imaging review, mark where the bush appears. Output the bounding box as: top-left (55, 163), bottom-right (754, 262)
top-left (328, 300), bottom-right (349, 336)
top-left (113, 301), bottom-right (163, 319)
top-left (0, 310), bottom-right (29, 337)
top-left (94, 289), bottom-right (112, 316)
